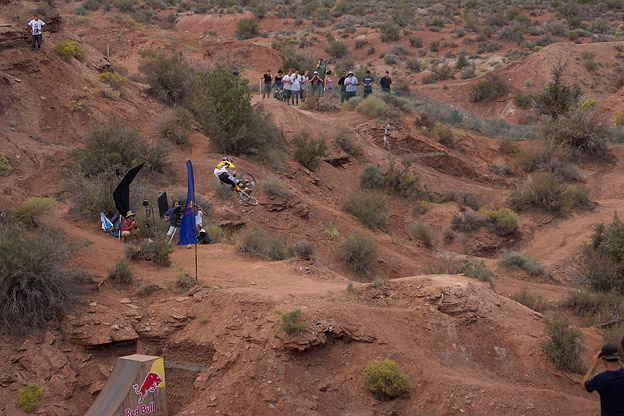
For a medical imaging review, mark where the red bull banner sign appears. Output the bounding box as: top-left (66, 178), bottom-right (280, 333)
top-left (86, 355), bottom-right (168, 416)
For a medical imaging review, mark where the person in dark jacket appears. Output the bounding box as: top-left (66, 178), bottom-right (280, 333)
top-left (380, 71), bottom-right (392, 93)
top-left (338, 71), bottom-right (347, 103)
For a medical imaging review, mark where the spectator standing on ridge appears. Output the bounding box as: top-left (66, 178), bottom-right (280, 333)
top-left (300, 71), bottom-right (309, 103)
top-left (283, 70), bottom-right (292, 105)
top-left (310, 71), bottom-right (321, 97)
top-left (164, 201), bottom-right (181, 244)
top-left (28, 14), bottom-right (45, 52)
top-left (362, 70), bottom-right (374, 98)
top-left (324, 70), bottom-right (333, 93)
top-left (582, 344), bottom-right (624, 416)
top-left (291, 69), bottom-right (301, 106)
top-left (317, 58), bottom-right (326, 94)
top-left (262, 69), bottom-right (272, 99)
top-left (338, 71), bottom-right (347, 103)
top-left (380, 71), bottom-right (392, 93)
top-left (273, 70), bottom-right (283, 99)
top-left (121, 211), bottom-right (139, 243)
top-left (344, 71), bottom-right (358, 101)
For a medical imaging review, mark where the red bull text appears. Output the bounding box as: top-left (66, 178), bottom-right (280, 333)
top-left (125, 402), bottom-right (155, 416)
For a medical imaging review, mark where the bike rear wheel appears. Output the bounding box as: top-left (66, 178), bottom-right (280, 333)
top-left (238, 172), bottom-right (256, 191)
top-left (238, 190), bottom-right (258, 206)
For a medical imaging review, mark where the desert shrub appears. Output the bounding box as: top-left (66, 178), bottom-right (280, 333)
top-left (443, 229), bottom-right (456, 244)
top-left (0, 152), bottom-right (12, 176)
top-left (15, 197), bottom-right (54, 227)
top-left (535, 63), bottom-right (582, 120)
top-left (477, 40), bottom-right (502, 53)
top-left (54, 41), bottom-right (86, 62)
top-left (99, 71), bottom-right (127, 92)
top-left (83, 0), bottom-right (100, 9)
top-left (429, 40), bottom-right (440, 52)
top-left (354, 39), bottom-right (368, 49)
top-left (293, 132), bottom-right (328, 170)
top-left (455, 53), bottom-right (469, 69)
top-left (409, 36), bottom-right (423, 47)
top-left (543, 312), bottom-right (585, 373)
top-left (378, 93), bottom-right (413, 113)
top-left (518, 141), bottom-right (584, 183)
top-left (205, 225), bottom-right (227, 243)
top-left (580, 213), bottom-right (624, 293)
top-left (360, 164), bottom-right (384, 190)
top-left (460, 192), bottom-right (480, 210)
top-left (405, 58), bottom-right (422, 72)
top-left (172, 263), bottom-right (196, 290)
top-left (343, 96), bottom-right (363, 110)
top-left (450, 211), bottom-right (481, 232)
top-left (392, 78), bottom-right (411, 93)
top-left (482, 208), bottom-right (519, 237)
top-left (421, 64), bottom-right (454, 84)
top-left (235, 18), bottom-right (259, 39)
top-left (469, 73), bottom-right (509, 102)
top-left (422, 256), bottom-right (464, 274)
top-left (18, 384), bottom-right (42, 413)
top-left (108, 258), bottom-right (135, 285)
top-left (356, 95), bottom-right (398, 119)
top-left (294, 240), bottom-right (316, 260)
top-left (383, 53), bottom-right (398, 65)
top-left (362, 359), bottom-right (410, 401)
top-left (0, 223), bottom-right (83, 334)
top-left (380, 22), bottom-right (400, 42)
top-left (192, 66), bottom-right (284, 156)
top-left (261, 177), bottom-right (293, 198)
top-left (513, 93), bottom-right (532, 109)
top-left (503, 251), bottom-right (545, 276)
top-left (74, 6), bottom-right (87, 15)
top-left (565, 184), bottom-right (591, 209)
top-left (343, 191), bottom-right (387, 229)
top-left (508, 172), bottom-right (567, 214)
top-left (563, 291), bottom-right (624, 325)
top-left (139, 50), bottom-right (194, 106)
top-left (237, 226), bottom-right (292, 261)
top-left (279, 48), bottom-right (316, 74)
top-left (511, 287), bottom-right (549, 312)
top-left (459, 260), bottom-right (495, 286)
top-left (432, 124), bottom-right (456, 148)
top-left (158, 107), bottom-right (193, 146)
top-left (277, 310), bottom-right (306, 334)
top-left (210, 180), bottom-right (234, 200)
top-left (335, 130), bottom-right (364, 159)
top-left (337, 228), bottom-right (378, 273)
top-left (499, 137), bottom-right (520, 154)
top-left (408, 221), bottom-right (434, 247)
top-left (326, 40), bottom-right (349, 58)
top-left (542, 108), bottom-right (613, 162)
top-left (125, 238), bottom-right (173, 267)
top-left (383, 159), bottom-right (419, 198)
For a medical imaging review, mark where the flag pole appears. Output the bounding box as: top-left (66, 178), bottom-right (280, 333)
top-left (194, 205), bottom-right (198, 282)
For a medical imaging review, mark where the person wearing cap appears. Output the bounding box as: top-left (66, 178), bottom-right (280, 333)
top-left (344, 71), bottom-right (358, 101)
top-left (380, 71), bottom-right (392, 93)
top-left (310, 71), bottom-right (322, 97)
top-left (262, 69), bottom-right (272, 99)
top-left (317, 58), bottom-right (326, 93)
top-left (362, 70), bottom-right (374, 98)
top-left (337, 70), bottom-right (347, 103)
top-left (164, 201), bottom-right (181, 243)
top-left (121, 211), bottom-right (139, 242)
top-left (582, 344), bottom-right (624, 415)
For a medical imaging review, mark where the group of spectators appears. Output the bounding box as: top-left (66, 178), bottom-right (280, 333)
top-left (261, 58), bottom-right (395, 105)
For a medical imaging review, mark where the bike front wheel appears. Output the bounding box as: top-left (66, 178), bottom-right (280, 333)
top-left (238, 172), bottom-right (257, 191)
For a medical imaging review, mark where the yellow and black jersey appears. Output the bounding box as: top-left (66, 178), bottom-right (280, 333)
top-left (214, 161), bottom-right (236, 177)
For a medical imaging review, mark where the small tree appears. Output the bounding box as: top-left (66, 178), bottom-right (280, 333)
top-left (139, 50), bottom-right (194, 106)
top-left (293, 132), bottom-right (328, 170)
top-left (235, 18), bottom-right (259, 39)
top-left (362, 359), bottom-right (410, 400)
top-left (469, 73), bottom-right (509, 102)
top-left (380, 22), bottom-right (400, 42)
top-left (535, 62), bottom-right (582, 120)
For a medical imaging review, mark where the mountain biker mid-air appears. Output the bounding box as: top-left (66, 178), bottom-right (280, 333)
top-left (214, 156), bottom-right (246, 192)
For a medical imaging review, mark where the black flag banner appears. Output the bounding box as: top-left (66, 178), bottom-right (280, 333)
top-left (112, 163), bottom-right (144, 217)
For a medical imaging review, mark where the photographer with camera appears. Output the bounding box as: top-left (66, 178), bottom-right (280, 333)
top-left (164, 201), bottom-right (182, 244)
top-left (582, 344), bottom-right (624, 415)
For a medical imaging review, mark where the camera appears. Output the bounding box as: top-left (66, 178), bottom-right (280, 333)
top-left (142, 200), bottom-right (150, 207)
top-left (173, 205), bottom-right (184, 220)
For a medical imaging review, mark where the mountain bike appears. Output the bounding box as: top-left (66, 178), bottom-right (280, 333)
top-left (234, 172), bottom-right (258, 206)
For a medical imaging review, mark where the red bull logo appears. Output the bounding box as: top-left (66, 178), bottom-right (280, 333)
top-left (126, 402), bottom-right (155, 416)
top-left (133, 372), bottom-right (164, 404)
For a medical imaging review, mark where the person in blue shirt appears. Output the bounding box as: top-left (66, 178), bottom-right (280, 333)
top-left (582, 344), bottom-right (624, 416)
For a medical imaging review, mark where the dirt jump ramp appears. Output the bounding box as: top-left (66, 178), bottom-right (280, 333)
top-left (86, 354), bottom-right (168, 416)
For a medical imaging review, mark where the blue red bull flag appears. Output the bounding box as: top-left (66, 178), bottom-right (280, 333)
top-left (178, 160), bottom-right (198, 245)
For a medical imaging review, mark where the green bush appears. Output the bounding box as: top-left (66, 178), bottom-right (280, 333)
top-left (459, 259), bottom-right (495, 286)
top-left (193, 66), bottom-right (284, 156)
top-left (450, 211), bottom-right (481, 233)
top-left (513, 92), bottom-right (532, 109)
top-left (383, 159), bottom-right (419, 198)
top-left (543, 312), bottom-right (585, 373)
top-left (0, 223), bottom-right (83, 334)
top-left (0, 152), bottom-right (12, 176)
top-left (18, 384), bottom-right (42, 413)
top-left (380, 22), bottom-right (400, 42)
top-left (443, 229), bottom-right (456, 244)
top-left (409, 221), bottom-right (434, 247)
top-left (503, 251), bottom-right (545, 276)
top-left (237, 226), bottom-right (292, 261)
top-left (511, 287), bottom-right (549, 312)
top-left (343, 191), bottom-right (387, 229)
top-left (563, 290), bottom-right (623, 326)
top-left (158, 107), bottom-right (192, 146)
top-left (343, 96), bottom-right (363, 110)
top-left (108, 258), bottom-right (135, 285)
top-left (173, 263), bottom-right (196, 290)
top-left (261, 177), bottom-right (293, 198)
top-left (483, 208), bottom-right (519, 236)
top-left (508, 172), bottom-right (567, 214)
top-left (277, 310), bottom-right (306, 334)
top-left (294, 240), bottom-right (316, 260)
top-left (293, 132), bottom-right (328, 170)
top-left (535, 63), bottom-right (581, 120)
top-left (326, 40), bottom-right (349, 58)
top-left (335, 130), bottom-right (363, 159)
top-left (580, 213), bottom-right (624, 293)
top-left (54, 41), bottom-right (86, 62)
top-left (360, 164), bottom-right (384, 190)
top-left (362, 359), bottom-right (410, 401)
top-left (205, 225), bottom-right (227, 243)
top-left (74, 6), bottom-right (87, 14)
top-left (235, 18), bottom-right (259, 39)
top-left (500, 137), bottom-right (520, 155)
top-left (432, 124), bottom-right (456, 148)
top-left (337, 228), bottom-right (378, 273)
top-left (409, 36), bottom-right (423, 47)
top-left (15, 197), bottom-right (55, 227)
top-left (356, 95), bottom-right (398, 119)
top-left (139, 50), bottom-right (194, 106)
top-left (99, 71), bottom-right (127, 91)
top-left (421, 64), bottom-right (455, 84)
top-left (469, 73), bottom-right (509, 102)
top-left (125, 238), bottom-right (173, 267)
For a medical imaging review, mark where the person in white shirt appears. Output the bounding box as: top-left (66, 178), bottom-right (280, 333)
top-left (283, 70), bottom-right (292, 105)
top-left (344, 72), bottom-right (358, 101)
top-left (291, 69), bottom-right (301, 106)
top-left (28, 14), bottom-right (45, 51)
top-left (300, 71), bottom-right (309, 103)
